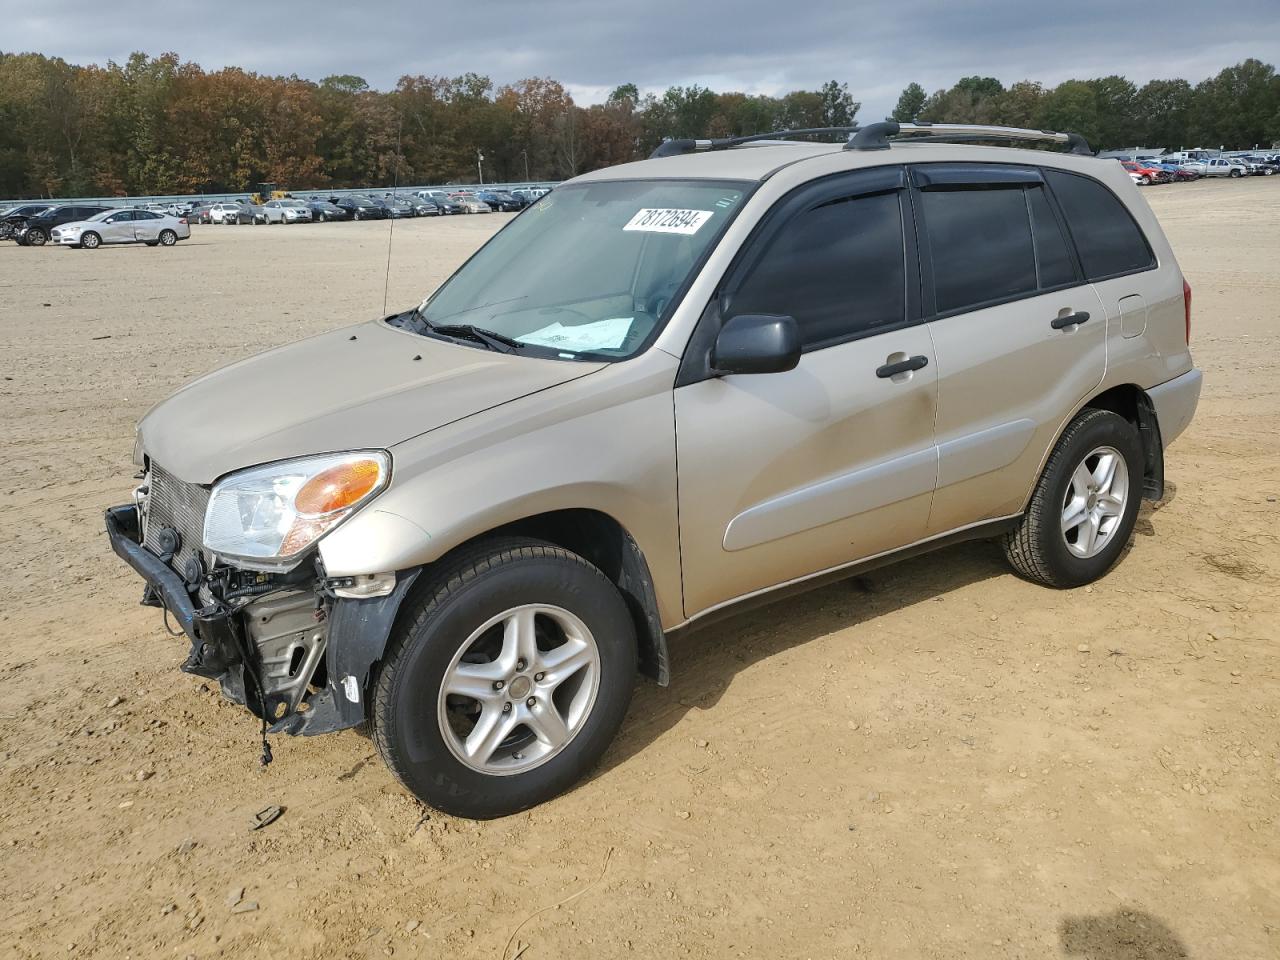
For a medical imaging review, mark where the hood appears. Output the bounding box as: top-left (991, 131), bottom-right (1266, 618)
top-left (140, 318), bottom-right (604, 483)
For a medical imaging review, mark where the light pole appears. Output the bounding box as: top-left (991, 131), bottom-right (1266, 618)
top-left (521, 148), bottom-right (530, 183)
top-left (477, 149), bottom-right (485, 185)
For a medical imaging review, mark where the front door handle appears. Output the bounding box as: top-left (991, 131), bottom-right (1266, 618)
top-left (876, 355), bottom-right (929, 379)
top-left (1050, 311), bottom-right (1091, 330)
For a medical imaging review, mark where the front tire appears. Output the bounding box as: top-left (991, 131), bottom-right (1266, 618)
top-left (81, 231), bottom-right (101, 249)
top-left (1002, 409), bottom-right (1144, 589)
top-left (26, 228), bottom-right (47, 246)
top-left (372, 538), bottom-right (636, 819)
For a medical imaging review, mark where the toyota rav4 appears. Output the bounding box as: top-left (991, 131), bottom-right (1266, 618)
top-left (106, 121), bottom-right (1203, 819)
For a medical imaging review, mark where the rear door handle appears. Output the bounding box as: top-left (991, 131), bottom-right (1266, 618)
top-left (1050, 311), bottom-right (1091, 330)
top-left (876, 355), bottom-right (929, 379)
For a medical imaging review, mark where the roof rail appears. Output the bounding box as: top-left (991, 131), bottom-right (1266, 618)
top-left (846, 120), bottom-right (1092, 155)
top-left (649, 127), bottom-right (861, 159)
top-left (648, 121), bottom-right (1093, 160)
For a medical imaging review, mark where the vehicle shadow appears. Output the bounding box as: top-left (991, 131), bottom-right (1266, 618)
top-left (1059, 907), bottom-right (1190, 959)
top-left (597, 536), bottom-right (1010, 775)
top-left (598, 480), bottom-right (1179, 777)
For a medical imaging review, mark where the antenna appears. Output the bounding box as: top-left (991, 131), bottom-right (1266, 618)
top-left (382, 114), bottom-right (403, 316)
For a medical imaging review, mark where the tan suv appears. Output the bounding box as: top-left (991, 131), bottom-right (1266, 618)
top-left (106, 121), bottom-right (1202, 819)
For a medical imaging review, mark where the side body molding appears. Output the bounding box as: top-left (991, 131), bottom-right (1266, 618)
top-left (722, 447), bottom-right (938, 552)
top-left (935, 418), bottom-right (1036, 488)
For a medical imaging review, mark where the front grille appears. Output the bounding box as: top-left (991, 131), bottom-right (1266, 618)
top-left (143, 463), bottom-right (210, 577)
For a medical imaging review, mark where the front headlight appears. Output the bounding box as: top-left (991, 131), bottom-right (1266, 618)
top-left (203, 451), bottom-right (389, 566)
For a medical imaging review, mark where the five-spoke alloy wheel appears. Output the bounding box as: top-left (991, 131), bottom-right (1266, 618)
top-left (1060, 445), bottom-right (1129, 559)
top-left (438, 604), bottom-right (600, 776)
top-left (372, 538), bottom-right (636, 819)
top-left (1004, 408), bottom-right (1144, 588)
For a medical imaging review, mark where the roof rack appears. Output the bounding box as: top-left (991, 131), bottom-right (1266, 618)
top-left (846, 120), bottom-right (1092, 154)
top-left (648, 121), bottom-right (1092, 159)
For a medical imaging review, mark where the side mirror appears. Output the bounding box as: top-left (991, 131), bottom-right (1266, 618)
top-left (711, 314), bottom-right (801, 376)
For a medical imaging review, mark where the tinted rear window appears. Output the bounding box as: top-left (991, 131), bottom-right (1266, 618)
top-left (1027, 187), bottom-right (1076, 288)
top-left (920, 187), bottom-right (1037, 314)
top-left (1044, 170), bottom-right (1155, 280)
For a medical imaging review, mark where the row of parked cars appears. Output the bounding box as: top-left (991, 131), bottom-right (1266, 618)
top-left (187, 188), bottom-right (549, 225)
top-left (1120, 153), bottom-right (1280, 185)
top-left (0, 202), bottom-right (190, 248)
top-left (0, 186), bottom-right (552, 249)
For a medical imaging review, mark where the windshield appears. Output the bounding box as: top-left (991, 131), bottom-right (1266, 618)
top-left (410, 179), bottom-right (747, 360)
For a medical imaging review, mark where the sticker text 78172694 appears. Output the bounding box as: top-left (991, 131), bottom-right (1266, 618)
top-left (623, 208), bottom-right (714, 236)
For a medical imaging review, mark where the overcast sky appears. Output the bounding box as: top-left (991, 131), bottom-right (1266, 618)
top-left (5, 0), bottom-right (1279, 120)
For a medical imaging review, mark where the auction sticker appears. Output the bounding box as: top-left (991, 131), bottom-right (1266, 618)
top-left (624, 208), bottom-right (714, 235)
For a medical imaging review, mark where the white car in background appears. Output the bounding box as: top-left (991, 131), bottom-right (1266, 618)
top-left (263, 199), bottom-right (314, 224)
top-left (50, 209), bottom-right (190, 249)
top-left (208, 202), bottom-right (245, 224)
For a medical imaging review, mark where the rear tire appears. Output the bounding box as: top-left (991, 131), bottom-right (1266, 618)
top-left (371, 538), bottom-right (637, 819)
top-left (158, 229), bottom-right (177, 246)
top-left (1002, 409), bottom-right (1144, 589)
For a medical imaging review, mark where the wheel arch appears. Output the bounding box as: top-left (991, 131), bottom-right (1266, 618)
top-left (410, 509), bottom-right (669, 686)
top-left (1081, 383), bottom-right (1164, 500)
top-left (1030, 384), bottom-right (1164, 511)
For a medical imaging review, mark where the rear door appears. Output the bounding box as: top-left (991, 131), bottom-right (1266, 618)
top-left (132, 210), bottom-right (163, 242)
top-left (913, 163), bottom-right (1108, 535)
top-left (674, 166), bottom-right (940, 616)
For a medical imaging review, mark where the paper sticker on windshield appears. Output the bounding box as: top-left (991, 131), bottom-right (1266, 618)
top-left (624, 208), bottom-right (714, 235)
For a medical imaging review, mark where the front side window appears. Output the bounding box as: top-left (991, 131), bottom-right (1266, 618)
top-left (727, 190), bottom-right (906, 350)
top-left (1045, 170), bottom-right (1155, 280)
top-left (406, 179), bottom-right (747, 360)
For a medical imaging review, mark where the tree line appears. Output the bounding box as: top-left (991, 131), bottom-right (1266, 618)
top-left (0, 51), bottom-right (1276, 200)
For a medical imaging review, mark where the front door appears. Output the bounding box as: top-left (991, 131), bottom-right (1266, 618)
top-left (675, 167), bottom-right (939, 617)
top-left (100, 210), bottom-right (136, 243)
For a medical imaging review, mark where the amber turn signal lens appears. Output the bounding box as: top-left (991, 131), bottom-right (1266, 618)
top-left (294, 458), bottom-right (382, 516)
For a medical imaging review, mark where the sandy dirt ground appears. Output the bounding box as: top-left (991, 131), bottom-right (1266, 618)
top-left (1, 180), bottom-right (1277, 960)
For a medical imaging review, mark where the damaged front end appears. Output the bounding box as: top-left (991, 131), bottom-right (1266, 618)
top-left (105, 461), bottom-right (417, 743)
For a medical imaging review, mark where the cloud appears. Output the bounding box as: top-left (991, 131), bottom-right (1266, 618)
top-left (3, 0), bottom-right (1278, 120)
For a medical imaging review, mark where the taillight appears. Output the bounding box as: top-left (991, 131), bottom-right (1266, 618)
top-left (179, 217), bottom-right (187, 224)
top-left (1182, 278), bottom-right (1192, 344)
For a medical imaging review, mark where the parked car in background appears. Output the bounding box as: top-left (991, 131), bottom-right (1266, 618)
top-left (263, 199), bottom-right (314, 224)
top-left (207, 202), bottom-right (245, 224)
top-left (414, 189), bottom-right (452, 206)
top-left (0, 203), bottom-right (53, 239)
top-left (51, 208), bottom-right (190, 248)
top-left (476, 190), bottom-right (523, 212)
top-left (306, 199), bottom-right (351, 222)
top-left (1234, 157), bottom-right (1273, 176)
top-left (374, 196), bottom-right (415, 219)
top-left (187, 201), bottom-right (216, 224)
top-left (451, 194), bottom-right (493, 213)
top-left (1182, 157), bottom-right (1249, 178)
top-left (404, 196), bottom-right (440, 216)
top-left (237, 200), bottom-right (266, 224)
top-left (1120, 161), bottom-right (1170, 185)
top-left (428, 194), bottom-right (466, 215)
top-left (13, 203), bottom-right (113, 245)
top-left (335, 196), bottom-right (386, 220)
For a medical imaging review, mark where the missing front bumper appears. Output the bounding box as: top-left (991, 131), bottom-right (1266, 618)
top-left (105, 503), bottom-right (420, 738)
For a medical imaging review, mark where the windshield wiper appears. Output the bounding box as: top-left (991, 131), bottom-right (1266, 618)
top-left (422, 320), bottom-right (525, 353)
